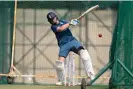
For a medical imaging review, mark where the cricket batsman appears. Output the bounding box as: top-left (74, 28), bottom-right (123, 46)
top-left (46, 12), bottom-right (95, 85)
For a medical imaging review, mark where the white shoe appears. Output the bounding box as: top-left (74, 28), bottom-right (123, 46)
top-left (56, 82), bottom-right (63, 86)
top-left (90, 75), bottom-right (95, 80)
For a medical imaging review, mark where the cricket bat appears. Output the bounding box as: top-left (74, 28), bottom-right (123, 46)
top-left (77, 5), bottom-right (99, 20)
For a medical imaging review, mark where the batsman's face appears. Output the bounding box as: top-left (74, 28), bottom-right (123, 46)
top-left (52, 17), bottom-right (59, 24)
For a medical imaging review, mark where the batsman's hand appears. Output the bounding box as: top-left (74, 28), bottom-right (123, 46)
top-left (69, 19), bottom-right (79, 26)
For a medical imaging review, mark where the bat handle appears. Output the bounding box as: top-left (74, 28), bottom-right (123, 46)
top-left (77, 16), bottom-right (83, 20)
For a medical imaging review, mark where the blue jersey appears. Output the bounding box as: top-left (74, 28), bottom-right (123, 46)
top-left (51, 20), bottom-right (75, 46)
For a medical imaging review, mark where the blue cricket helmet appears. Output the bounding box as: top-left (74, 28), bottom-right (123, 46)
top-left (47, 12), bottom-right (58, 24)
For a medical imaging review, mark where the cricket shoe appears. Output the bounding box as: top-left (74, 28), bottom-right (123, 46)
top-left (56, 82), bottom-right (63, 86)
top-left (87, 76), bottom-right (95, 86)
top-left (82, 76), bottom-right (95, 86)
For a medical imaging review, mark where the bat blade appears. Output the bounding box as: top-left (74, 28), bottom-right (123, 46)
top-left (77, 5), bottom-right (99, 20)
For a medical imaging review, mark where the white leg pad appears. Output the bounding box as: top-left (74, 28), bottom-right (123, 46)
top-left (79, 49), bottom-right (95, 80)
top-left (55, 60), bottom-right (65, 83)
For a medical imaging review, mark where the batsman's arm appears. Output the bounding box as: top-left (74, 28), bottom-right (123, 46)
top-left (56, 19), bottom-right (79, 32)
top-left (56, 23), bottom-right (70, 32)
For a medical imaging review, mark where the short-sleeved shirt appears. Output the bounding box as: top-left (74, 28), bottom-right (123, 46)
top-left (51, 20), bottom-right (75, 46)
top-left (51, 20), bottom-right (83, 57)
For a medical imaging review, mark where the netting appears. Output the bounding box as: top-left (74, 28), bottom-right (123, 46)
top-left (0, 1), bottom-right (118, 85)
top-left (109, 1), bottom-right (133, 88)
top-left (0, 2), bottom-right (14, 84)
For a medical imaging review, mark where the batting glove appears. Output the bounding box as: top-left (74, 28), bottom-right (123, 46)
top-left (69, 19), bottom-right (79, 26)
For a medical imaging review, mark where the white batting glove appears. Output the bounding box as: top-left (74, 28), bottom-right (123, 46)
top-left (69, 19), bottom-right (79, 26)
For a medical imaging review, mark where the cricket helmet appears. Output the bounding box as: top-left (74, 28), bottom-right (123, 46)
top-left (47, 12), bottom-right (58, 24)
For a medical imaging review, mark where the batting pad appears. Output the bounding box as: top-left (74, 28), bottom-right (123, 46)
top-left (55, 60), bottom-right (65, 83)
top-left (79, 49), bottom-right (95, 80)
